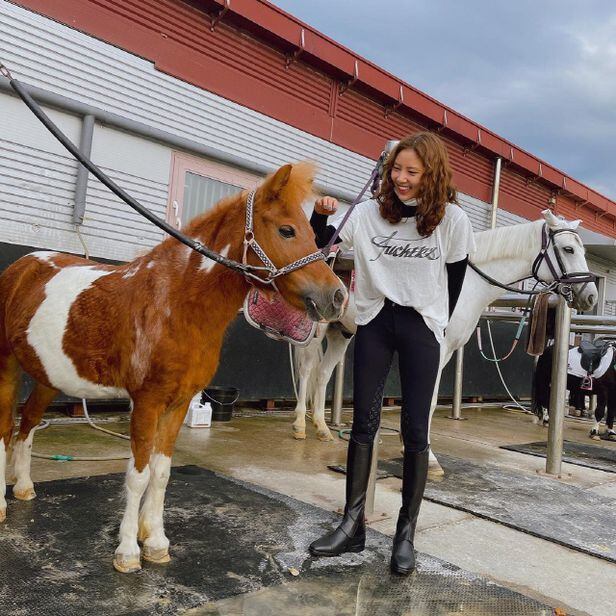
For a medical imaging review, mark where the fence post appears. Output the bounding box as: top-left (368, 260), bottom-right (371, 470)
top-left (546, 295), bottom-right (572, 476)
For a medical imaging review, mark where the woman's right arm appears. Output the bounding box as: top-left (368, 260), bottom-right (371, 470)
top-left (311, 196), bottom-right (341, 249)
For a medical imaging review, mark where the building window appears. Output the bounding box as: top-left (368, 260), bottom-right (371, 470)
top-left (166, 152), bottom-right (260, 229)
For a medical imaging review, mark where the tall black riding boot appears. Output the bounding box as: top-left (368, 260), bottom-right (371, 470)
top-left (309, 436), bottom-right (373, 557)
top-left (390, 445), bottom-right (429, 575)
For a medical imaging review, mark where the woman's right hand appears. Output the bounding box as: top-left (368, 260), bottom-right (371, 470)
top-left (314, 196), bottom-right (339, 216)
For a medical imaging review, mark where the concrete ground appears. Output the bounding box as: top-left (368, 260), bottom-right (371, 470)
top-left (11, 403), bottom-right (616, 616)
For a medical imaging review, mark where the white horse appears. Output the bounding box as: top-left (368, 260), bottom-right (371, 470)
top-left (292, 210), bottom-right (598, 476)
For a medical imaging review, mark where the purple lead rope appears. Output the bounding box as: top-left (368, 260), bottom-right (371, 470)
top-left (322, 165), bottom-right (382, 255)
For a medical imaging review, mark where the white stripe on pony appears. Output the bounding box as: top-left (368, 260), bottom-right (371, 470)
top-left (27, 265), bottom-right (128, 399)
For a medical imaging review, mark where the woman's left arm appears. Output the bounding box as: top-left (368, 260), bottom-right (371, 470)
top-left (445, 209), bottom-right (475, 318)
top-left (446, 257), bottom-right (468, 318)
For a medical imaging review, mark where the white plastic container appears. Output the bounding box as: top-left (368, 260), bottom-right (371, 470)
top-left (184, 393), bottom-right (212, 428)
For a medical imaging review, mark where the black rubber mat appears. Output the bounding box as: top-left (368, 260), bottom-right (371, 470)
top-left (501, 440), bottom-right (616, 473)
top-left (381, 454), bottom-right (616, 564)
top-left (0, 466), bottom-right (554, 615)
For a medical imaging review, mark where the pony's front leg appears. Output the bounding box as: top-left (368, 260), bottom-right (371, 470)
top-left (114, 403), bottom-right (158, 573)
top-left (115, 456), bottom-right (150, 573)
top-left (138, 401), bottom-right (188, 565)
top-left (292, 367), bottom-right (309, 440)
top-left (312, 331), bottom-right (351, 441)
top-left (138, 452), bottom-right (171, 563)
top-left (427, 367), bottom-right (445, 479)
top-left (292, 341), bottom-right (320, 440)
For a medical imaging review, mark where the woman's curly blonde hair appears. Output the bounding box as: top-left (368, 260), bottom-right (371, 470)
top-left (377, 132), bottom-right (457, 237)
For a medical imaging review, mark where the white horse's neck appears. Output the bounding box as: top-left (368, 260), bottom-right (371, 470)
top-left (443, 220), bottom-right (544, 363)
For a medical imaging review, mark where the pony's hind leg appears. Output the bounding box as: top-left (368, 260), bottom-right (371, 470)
top-left (138, 400), bottom-right (188, 564)
top-left (0, 353), bottom-right (21, 522)
top-left (12, 382), bottom-right (57, 501)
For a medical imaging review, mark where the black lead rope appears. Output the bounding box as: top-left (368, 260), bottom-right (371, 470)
top-left (2, 70), bottom-right (255, 276)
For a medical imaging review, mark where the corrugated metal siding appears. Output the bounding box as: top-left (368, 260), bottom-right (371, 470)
top-left (457, 193), bottom-right (492, 232)
top-left (9, 0), bottom-right (616, 237)
top-left (0, 2), bottom-right (376, 205)
top-left (182, 174), bottom-right (241, 225)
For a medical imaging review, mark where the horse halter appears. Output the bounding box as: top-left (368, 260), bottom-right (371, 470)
top-left (530, 225), bottom-right (597, 302)
top-left (241, 190), bottom-right (327, 288)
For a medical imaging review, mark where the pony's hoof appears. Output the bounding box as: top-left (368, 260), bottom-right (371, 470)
top-left (293, 431), bottom-right (306, 440)
top-left (13, 486), bottom-right (36, 501)
top-left (142, 545), bottom-right (171, 564)
top-left (0, 508), bottom-right (6, 523)
top-left (113, 554), bottom-right (142, 574)
top-left (428, 465), bottom-right (445, 481)
top-left (317, 430), bottom-right (334, 442)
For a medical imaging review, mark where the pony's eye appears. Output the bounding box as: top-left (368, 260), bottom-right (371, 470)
top-left (563, 246), bottom-right (575, 254)
top-left (279, 225), bottom-right (296, 239)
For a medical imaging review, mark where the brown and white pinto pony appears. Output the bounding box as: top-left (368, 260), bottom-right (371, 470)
top-left (0, 162), bottom-right (346, 573)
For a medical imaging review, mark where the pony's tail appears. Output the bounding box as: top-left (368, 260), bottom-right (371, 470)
top-left (0, 272), bottom-right (21, 455)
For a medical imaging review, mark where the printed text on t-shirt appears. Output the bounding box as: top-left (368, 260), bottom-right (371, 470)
top-left (370, 232), bottom-right (441, 262)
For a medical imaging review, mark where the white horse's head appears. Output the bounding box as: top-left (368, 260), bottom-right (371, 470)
top-left (539, 210), bottom-right (598, 312)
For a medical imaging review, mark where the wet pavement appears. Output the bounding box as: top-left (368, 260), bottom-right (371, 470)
top-left (2, 404), bottom-right (616, 615)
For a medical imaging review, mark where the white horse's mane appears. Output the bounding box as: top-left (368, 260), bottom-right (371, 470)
top-left (472, 219), bottom-right (544, 264)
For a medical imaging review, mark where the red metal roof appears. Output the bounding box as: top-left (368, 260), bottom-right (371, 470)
top-left (11, 0), bottom-right (616, 235)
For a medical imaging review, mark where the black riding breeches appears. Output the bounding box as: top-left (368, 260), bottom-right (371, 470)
top-left (351, 299), bottom-right (441, 452)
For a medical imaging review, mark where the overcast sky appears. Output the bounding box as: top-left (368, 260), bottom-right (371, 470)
top-left (270, 0), bottom-right (616, 200)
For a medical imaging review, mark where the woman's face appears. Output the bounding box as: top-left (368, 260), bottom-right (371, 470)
top-left (391, 148), bottom-right (425, 201)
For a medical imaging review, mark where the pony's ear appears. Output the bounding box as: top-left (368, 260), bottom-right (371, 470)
top-left (542, 209), bottom-right (581, 230)
top-left (261, 164), bottom-right (293, 201)
top-left (542, 209), bottom-right (559, 227)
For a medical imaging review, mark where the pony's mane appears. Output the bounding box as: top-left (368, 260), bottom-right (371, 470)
top-left (278, 161), bottom-right (317, 208)
top-left (472, 219), bottom-right (544, 264)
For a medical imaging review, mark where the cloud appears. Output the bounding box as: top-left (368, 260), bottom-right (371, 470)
top-left (271, 1), bottom-right (616, 199)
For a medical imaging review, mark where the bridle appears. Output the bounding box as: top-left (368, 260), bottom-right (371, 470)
top-left (241, 189), bottom-right (327, 288)
top-left (530, 226), bottom-right (596, 302)
top-left (241, 156), bottom-right (384, 288)
top-left (469, 223), bottom-right (597, 303)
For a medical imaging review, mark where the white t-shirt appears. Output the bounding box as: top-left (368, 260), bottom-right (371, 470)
top-left (336, 199), bottom-right (476, 341)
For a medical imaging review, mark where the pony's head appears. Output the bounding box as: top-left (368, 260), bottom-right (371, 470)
top-left (249, 162), bottom-right (347, 321)
top-left (539, 210), bottom-right (597, 311)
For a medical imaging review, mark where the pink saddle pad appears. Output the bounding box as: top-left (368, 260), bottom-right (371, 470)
top-left (243, 288), bottom-right (317, 346)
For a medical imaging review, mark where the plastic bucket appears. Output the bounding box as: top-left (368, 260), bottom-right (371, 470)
top-left (202, 386), bottom-right (239, 422)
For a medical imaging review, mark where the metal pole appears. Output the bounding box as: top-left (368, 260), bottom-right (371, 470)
top-left (451, 347), bottom-right (464, 419)
top-left (546, 296), bottom-right (572, 475)
top-left (365, 427), bottom-right (380, 517)
top-left (490, 157), bottom-right (502, 229)
top-left (331, 358), bottom-right (345, 426)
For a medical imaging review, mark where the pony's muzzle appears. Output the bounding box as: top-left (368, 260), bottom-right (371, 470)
top-left (304, 284), bottom-right (348, 321)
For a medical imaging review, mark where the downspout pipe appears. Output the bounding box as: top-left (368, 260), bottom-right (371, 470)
top-left (73, 114), bottom-right (94, 225)
top-left (490, 156), bottom-right (502, 229)
top-left (0, 77), bottom-right (361, 205)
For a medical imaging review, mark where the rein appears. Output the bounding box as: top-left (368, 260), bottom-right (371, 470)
top-left (469, 224), bottom-right (597, 302)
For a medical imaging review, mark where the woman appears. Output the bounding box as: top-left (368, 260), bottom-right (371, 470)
top-left (309, 132), bottom-right (475, 575)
